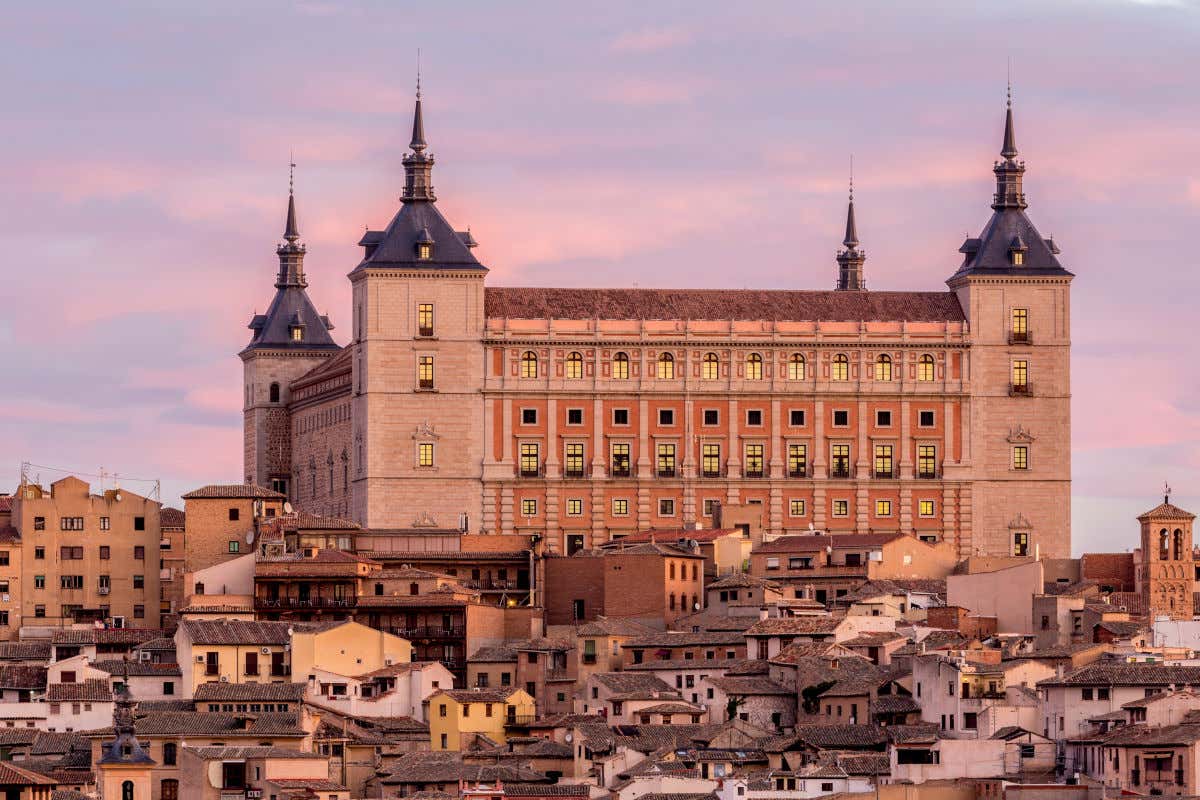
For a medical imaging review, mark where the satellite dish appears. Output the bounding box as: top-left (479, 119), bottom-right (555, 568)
top-left (114, 492), bottom-right (122, 502)
top-left (693, 602), bottom-right (700, 611)
top-left (246, 531), bottom-right (255, 545)
top-left (564, 732), bottom-right (573, 743)
top-left (283, 502), bottom-right (294, 514)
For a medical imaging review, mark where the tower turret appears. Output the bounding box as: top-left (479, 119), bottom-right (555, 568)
top-left (835, 175), bottom-right (866, 291)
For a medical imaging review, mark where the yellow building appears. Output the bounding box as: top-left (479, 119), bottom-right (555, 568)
top-left (427, 688), bottom-right (535, 751)
top-left (174, 619), bottom-right (292, 695)
top-left (290, 619), bottom-right (412, 679)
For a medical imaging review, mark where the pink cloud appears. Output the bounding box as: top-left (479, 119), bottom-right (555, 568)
top-left (610, 26), bottom-right (694, 53)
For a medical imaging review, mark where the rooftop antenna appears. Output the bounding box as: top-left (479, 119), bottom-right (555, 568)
top-left (416, 48), bottom-right (422, 99)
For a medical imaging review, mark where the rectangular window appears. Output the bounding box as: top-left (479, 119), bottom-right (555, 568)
top-left (521, 408), bottom-right (537, 425)
top-left (520, 443), bottom-right (541, 477)
top-left (789, 499), bottom-right (806, 517)
top-left (1013, 445), bottom-right (1029, 470)
top-left (567, 408), bottom-right (584, 425)
top-left (612, 408), bottom-right (629, 426)
top-left (658, 408), bottom-right (674, 426)
top-left (418, 303), bottom-right (434, 337)
top-left (60, 517), bottom-right (84, 531)
top-left (918, 444), bottom-right (937, 478)
top-left (746, 409), bottom-right (763, 426)
top-left (744, 443), bottom-right (764, 477)
top-left (874, 444), bottom-right (894, 478)
top-left (702, 499), bottom-right (718, 517)
top-left (1012, 308), bottom-right (1028, 341)
top-left (34, 576), bottom-right (45, 590)
top-left (658, 499), bottom-right (675, 516)
top-left (1012, 359), bottom-right (1029, 392)
top-left (919, 410), bottom-right (935, 427)
top-left (876, 410), bottom-right (892, 427)
top-left (876, 499), bottom-right (893, 517)
top-left (611, 443), bottom-right (631, 477)
top-left (33, 516), bottom-right (45, 531)
top-left (566, 498), bottom-right (582, 516)
top-left (0, 552), bottom-right (7, 567)
top-left (99, 516), bottom-right (110, 531)
top-left (133, 575), bottom-right (145, 589)
top-left (703, 409), bottom-right (719, 426)
top-left (789, 409), bottom-right (805, 426)
top-left (34, 547), bottom-right (44, 560)
top-left (418, 355), bottom-right (434, 389)
top-left (919, 499), bottom-right (935, 517)
top-left (832, 409), bottom-right (849, 427)
top-left (418, 442), bottom-right (435, 468)
top-left (788, 443), bottom-right (807, 477)
top-left (134, 516), bottom-right (145, 531)
top-left (60, 575), bottom-right (84, 589)
top-left (60, 546), bottom-right (84, 560)
top-left (612, 498), bottom-right (629, 517)
top-left (702, 444), bottom-right (721, 477)
top-left (228, 540), bottom-right (240, 554)
top-left (656, 443), bottom-right (676, 477)
top-left (1013, 532), bottom-right (1030, 557)
top-left (832, 499), bottom-right (849, 517)
top-left (520, 499), bottom-right (537, 517)
top-left (134, 546), bottom-right (145, 560)
top-left (34, 605), bottom-right (45, 618)
top-left (765, 557), bottom-right (780, 570)
top-left (564, 443), bottom-right (585, 478)
top-left (831, 444), bottom-right (851, 478)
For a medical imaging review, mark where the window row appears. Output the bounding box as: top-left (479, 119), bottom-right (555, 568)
top-left (516, 350), bottom-right (944, 382)
top-left (57, 545), bottom-right (146, 560)
top-left (29, 604), bottom-right (146, 618)
top-left (523, 495), bottom-right (941, 520)
top-left (517, 406), bottom-right (940, 429)
top-left (33, 516), bottom-right (144, 532)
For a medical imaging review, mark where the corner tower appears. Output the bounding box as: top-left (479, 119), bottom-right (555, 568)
top-left (947, 88), bottom-right (1074, 559)
top-left (1138, 493), bottom-right (1195, 621)
top-left (241, 168), bottom-right (340, 496)
top-left (835, 178), bottom-right (866, 291)
top-left (349, 84), bottom-right (488, 528)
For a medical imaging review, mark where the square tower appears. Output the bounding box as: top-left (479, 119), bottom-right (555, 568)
top-left (1138, 497), bottom-right (1195, 621)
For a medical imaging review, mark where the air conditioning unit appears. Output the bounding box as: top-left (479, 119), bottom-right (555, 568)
top-left (261, 647), bottom-right (270, 655)
top-left (196, 656), bottom-right (205, 663)
top-left (139, 651), bottom-right (151, 662)
top-left (98, 587), bottom-right (110, 595)
top-left (220, 676), bottom-right (229, 683)
top-left (1, 594), bottom-right (8, 602)
top-left (384, 658), bottom-right (393, 666)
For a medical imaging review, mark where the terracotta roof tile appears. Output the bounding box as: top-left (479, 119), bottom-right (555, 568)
top-left (159, 507), bottom-right (186, 528)
top-left (47, 680), bottom-right (112, 702)
top-left (755, 533), bottom-right (902, 554)
top-left (179, 619), bottom-right (292, 646)
top-left (181, 484), bottom-right (286, 500)
top-left (193, 682), bottom-right (306, 702)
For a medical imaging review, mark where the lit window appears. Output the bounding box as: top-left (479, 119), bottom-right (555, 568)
top-left (788, 444), bottom-right (807, 477)
top-left (521, 499), bottom-right (537, 517)
top-left (1011, 251), bottom-right (1023, 266)
top-left (658, 499), bottom-right (675, 516)
top-left (657, 443), bottom-right (676, 478)
top-left (702, 499), bottom-right (718, 517)
top-left (290, 326), bottom-right (303, 341)
top-left (744, 444), bottom-right (764, 477)
top-left (874, 444), bottom-right (894, 479)
top-left (612, 498), bottom-right (629, 517)
top-left (418, 303), bottom-right (434, 336)
top-left (520, 443), bottom-right (540, 477)
top-left (831, 444), bottom-right (851, 478)
top-left (876, 499), bottom-right (892, 517)
top-left (612, 352), bottom-right (630, 379)
top-left (1013, 445), bottom-right (1029, 471)
top-left (566, 351), bottom-right (584, 379)
top-left (418, 443), bottom-right (434, 468)
top-left (418, 242), bottom-right (433, 260)
top-left (832, 500), bottom-right (849, 517)
top-left (918, 445), bottom-right (937, 479)
top-left (1012, 308), bottom-right (1028, 341)
top-left (746, 353), bottom-right (763, 380)
top-left (788, 353), bottom-right (806, 381)
top-left (1012, 360), bottom-right (1029, 392)
top-left (566, 498), bottom-right (582, 516)
top-left (919, 499), bottom-right (935, 517)
top-left (702, 353), bottom-right (719, 380)
top-left (702, 444), bottom-right (721, 477)
top-left (520, 351), bottom-right (538, 379)
top-left (610, 442), bottom-right (631, 477)
top-left (789, 499), bottom-right (806, 517)
top-left (418, 355), bottom-right (434, 389)
top-left (831, 354), bottom-right (849, 381)
top-left (1013, 532), bottom-right (1030, 557)
top-left (564, 443), bottom-right (585, 477)
top-left (657, 352), bottom-right (675, 380)
top-left (918, 354), bottom-right (935, 382)
top-left (875, 354), bottom-right (892, 382)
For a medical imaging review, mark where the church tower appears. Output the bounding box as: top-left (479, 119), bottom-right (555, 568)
top-left (241, 169), bottom-right (339, 496)
top-left (97, 662), bottom-right (155, 800)
top-left (1138, 492), bottom-right (1196, 621)
top-left (349, 83), bottom-right (488, 528)
top-left (947, 88), bottom-right (1074, 559)
top-left (835, 179), bottom-right (866, 290)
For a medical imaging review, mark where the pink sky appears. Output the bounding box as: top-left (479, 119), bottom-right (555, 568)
top-left (2, 1), bottom-right (1198, 554)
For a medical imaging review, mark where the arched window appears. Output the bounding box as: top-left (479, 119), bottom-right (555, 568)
top-left (669, 562), bottom-right (676, 580)
top-left (1160, 529), bottom-right (1170, 561)
top-left (788, 354), bottom-right (806, 381)
top-left (612, 352), bottom-right (630, 380)
top-left (831, 354), bottom-right (849, 382)
top-left (746, 353), bottom-right (763, 380)
top-left (657, 352), bottom-right (675, 380)
top-left (1174, 529), bottom-right (1184, 561)
top-left (565, 351), bottom-right (583, 379)
top-left (918, 354), bottom-right (936, 382)
top-left (875, 354), bottom-right (892, 382)
top-left (269, 382), bottom-right (280, 404)
top-left (122, 781), bottom-right (135, 800)
top-left (702, 353), bottom-right (719, 381)
top-left (520, 351), bottom-right (538, 379)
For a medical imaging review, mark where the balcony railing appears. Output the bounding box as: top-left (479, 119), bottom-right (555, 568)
top-left (581, 654), bottom-right (597, 665)
top-left (563, 466), bottom-right (590, 479)
top-left (701, 468), bottom-right (725, 479)
top-left (657, 467), bottom-right (677, 478)
top-left (386, 626), bottom-right (466, 639)
top-left (917, 467), bottom-right (941, 480)
top-left (519, 465), bottom-right (544, 478)
top-left (874, 468), bottom-right (897, 479)
top-left (545, 668), bottom-right (571, 681)
top-left (255, 596), bottom-right (357, 610)
top-left (744, 469), bottom-right (765, 479)
top-left (829, 465), bottom-right (853, 479)
top-left (1010, 383), bottom-right (1031, 396)
top-left (610, 465), bottom-right (632, 478)
top-left (505, 714), bottom-right (536, 726)
top-left (788, 467), bottom-right (809, 478)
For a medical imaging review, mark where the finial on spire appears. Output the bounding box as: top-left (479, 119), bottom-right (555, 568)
top-left (289, 151), bottom-right (295, 195)
top-left (1165, 481), bottom-right (1173, 506)
top-left (843, 156), bottom-right (859, 250)
top-left (284, 158), bottom-right (300, 242)
top-left (1001, 76), bottom-right (1018, 160)
top-left (416, 48), bottom-right (422, 99)
top-left (409, 51), bottom-right (427, 153)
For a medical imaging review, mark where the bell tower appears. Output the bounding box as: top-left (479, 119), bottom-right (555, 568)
top-left (1139, 488), bottom-right (1196, 621)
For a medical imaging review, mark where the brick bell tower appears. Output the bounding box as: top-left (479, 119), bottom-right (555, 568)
top-left (241, 166), bottom-right (340, 497)
top-left (1139, 488), bottom-right (1196, 621)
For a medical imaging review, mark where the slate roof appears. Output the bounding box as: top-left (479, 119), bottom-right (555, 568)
top-left (484, 288), bottom-right (964, 322)
top-left (356, 201), bottom-right (484, 272)
top-left (181, 483), bottom-right (286, 500)
top-left (950, 208), bottom-right (1070, 279)
top-left (242, 281), bottom-right (339, 354)
top-left (179, 619), bottom-right (292, 645)
top-left (193, 682), bottom-right (306, 702)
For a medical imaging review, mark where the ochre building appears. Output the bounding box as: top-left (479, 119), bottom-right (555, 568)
top-left (241, 90), bottom-right (1073, 560)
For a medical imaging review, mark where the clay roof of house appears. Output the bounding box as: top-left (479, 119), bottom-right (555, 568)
top-left (134, 637), bottom-right (176, 651)
top-left (769, 642), bottom-right (855, 664)
top-left (135, 700), bottom-right (197, 713)
top-left (1096, 621), bottom-right (1147, 638)
top-left (29, 731), bottom-right (88, 756)
top-left (186, 745), bottom-right (325, 760)
top-left (379, 751), bottom-right (551, 785)
top-left (468, 646), bottom-right (519, 663)
top-left (269, 779), bottom-right (349, 791)
top-left (46, 680), bottom-right (113, 702)
top-left (259, 512), bottom-right (360, 535)
top-left (502, 785), bottom-right (590, 796)
top-left (703, 676), bottom-right (792, 696)
top-left (885, 723), bottom-right (942, 744)
top-left (0, 526), bottom-right (19, 544)
top-left (669, 609), bottom-right (758, 633)
top-left (1080, 552), bottom-right (1135, 581)
top-left (794, 723), bottom-right (889, 749)
top-left (181, 484), bottom-right (286, 500)
top-left (841, 632), bottom-right (907, 647)
top-left (613, 528), bottom-right (739, 544)
top-left (871, 695), bottom-right (922, 715)
top-left (0, 763), bottom-right (56, 787)
top-left (159, 507), bottom-right (186, 528)
top-left (0, 496), bottom-right (11, 513)
top-left (91, 660), bottom-right (181, 677)
top-left (835, 579), bottom-right (946, 605)
top-left (355, 593), bottom-right (469, 608)
top-left (755, 533), bottom-right (903, 554)
top-left (51, 628), bottom-right (161, 646)
top-left (512, 637), bottom-right (571, 652)
top-left (0, 665), bottom-right (47, 690)
top-left (178, 619), bottom-right (292, 645)
top-left (1138, 501), bottom-right (1196, 521)
top-left (1040, 664), bottom-right (1200, 688)
top-left (601, 542), bottom-right (704, 559)
top-left (591, 673), bottom-right (676, 696)
top-left (193, 682), bottom-right (306, 702)
top-left (433, 688), bottom-right (522, 704)
top-left (745, 617), bottom-right (840, 637)
top-left (625, 657), bottom-right (750, 672)
top-left (706, 573), bottom-right (782, 591)
top-left (484, 287), bottom-right (965, 322)
top-left (626, 631), bottom-right (746, 648)
top-left (576, 617), bottom-right (656, 637)
top-left (638, 702), bottom-right (706, 714)
top-left (1101, 722), bottom-right (1200, 746)
top-left (85, 711), bottom-right (306, 737)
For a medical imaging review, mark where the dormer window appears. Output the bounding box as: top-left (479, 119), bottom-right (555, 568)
top-left (1008, 234), bottom-right (1027, 266)
top-left (290, 325), bottom-right (304, 341)
top-left (418, 242), bottom-right (432, 260)
top-left (1011, 251), bottom-right (1024, 266)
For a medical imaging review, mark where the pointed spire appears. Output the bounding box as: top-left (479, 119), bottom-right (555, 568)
top-left (843, 166), bottom-right (859, 249)
top-left (284, 157), bottom-right (299, 242)
top-left (410, 54), bottom-right (427, 153)
top-left (1001, 81), bottom-right (1018, 160)
top-left (276, 160), bottom-right (307, 288)
top-left (401, 55), bottom-right (436, 203)
top-left (836, 161), bottom-right (866, 291)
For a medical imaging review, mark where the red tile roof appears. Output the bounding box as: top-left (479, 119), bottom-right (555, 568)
top-left (613, 528), bottom-right (739, 544)
top-left (46, 680), bottom-right (113, 702)
top-left (0, 496), bottom-right (11, 513)
top-left (1138, 501), bottom-right (1196, 521)
top-left (181, 484), bottom-right (285, 500)
top-left (0, 525), bottom-right (19, 544)
top-left (755, 533), bottom-right (902, 554)
top-left (159, 507), bottom-right (186, 528)
top-left (484, 288), bottom-right (965, 322)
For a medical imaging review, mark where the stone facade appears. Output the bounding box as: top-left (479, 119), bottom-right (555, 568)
top-left (244, 92), bottom-right (1073, 560)
top-left (1136, 499), bottom-right (1196, 621)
